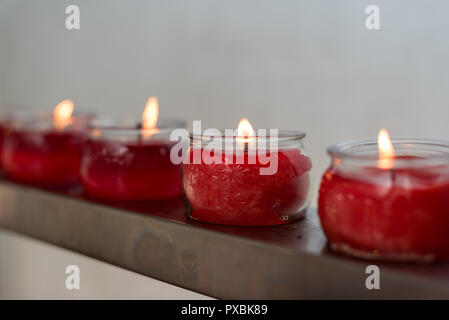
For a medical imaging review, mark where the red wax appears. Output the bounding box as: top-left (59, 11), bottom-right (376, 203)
top-left (80, 139), bottom-right (183, 201)
top-left (2, 129), bottom-right (86, 187)
top-left (182, 149), bottom-right (312, 226)
top-left (318, 164), bottom-right (449, 262)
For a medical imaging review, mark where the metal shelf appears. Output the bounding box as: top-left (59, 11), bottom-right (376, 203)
top-left (0, 180), bottom-right (448, 299)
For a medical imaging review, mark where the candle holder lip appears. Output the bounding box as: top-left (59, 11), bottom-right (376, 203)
top-left (87, 118), bottom-right (187, 141)
top-left (0, 105), bottom-right (28, 122)
top-left (8, 110), bottom-right (95, 131)
top-left (328, 138), bottom-right (449, 168)
top-left (189, 129), bottom-right (306, 142)
top-left (8, 109), bottom-right (93, 120)
top-left (88, 118), bottom-right (186, 131)
top-left (0, 110), bottom-right (15, 123)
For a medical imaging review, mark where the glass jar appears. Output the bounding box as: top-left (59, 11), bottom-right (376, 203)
top-left (80, 119), bottom-right (186, 201)
top-left (2, 110), bottom-right (93, 188)
top-left (0, 109), bottom-right (14, 168)
top-left (0, 106), bottom-right (29, 169)
top-left (182, 130), bottom-right (312, 226)
top-left (318, 139), bottom-right (449, 262)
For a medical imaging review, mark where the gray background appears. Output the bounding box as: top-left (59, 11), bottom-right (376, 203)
top-left (1, 0), bottom-right (449, 203)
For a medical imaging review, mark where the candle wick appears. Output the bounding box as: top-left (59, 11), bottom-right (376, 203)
top-left (390, 169), bottom-right (396, 184)
top-left (137, 123), bottom-right (143, 142)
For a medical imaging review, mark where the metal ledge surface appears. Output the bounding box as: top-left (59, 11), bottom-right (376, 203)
top-left (0, 180), bottom-right (449, 299)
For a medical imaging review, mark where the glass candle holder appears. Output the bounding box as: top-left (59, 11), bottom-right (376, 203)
top-left (2, 111), bottom-right (93, 188)
top-left (0, 107), bottom-right (29, 169)
top-left (318, 139), bottom-right (449, 262)
top-left (0, 110), bottom-right (15, 169)
top-left (80, 119), bottom-right (186, 201)
top-left (182, 130), bottom-right (312, 226)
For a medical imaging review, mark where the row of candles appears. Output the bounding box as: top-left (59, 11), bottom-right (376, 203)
top-left (0, 99), bottom-right (448, 263)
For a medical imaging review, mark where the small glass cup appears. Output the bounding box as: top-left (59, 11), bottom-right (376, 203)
top-left (0, 110), bottom-right (15, 168)
top-left (80, 119), bottom-right (187, 201)
top-left (2, 110), bottom-right (93, 187)
top-left (318, 139), bottom-right (449, 262)
top-left (0, 106), bottom-right (29, 169)
top-left (182, 130), bottom-right (312, 226)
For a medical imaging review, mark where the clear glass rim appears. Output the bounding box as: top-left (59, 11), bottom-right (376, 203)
top-left (190, 129), bottom-right (306, 142)
top-left (88, 118), bottom-right (186, 141)
top-left (328, 138), bottom-right (449, 168)
top-left (0, 105), bottom-right (28, 122)
top-left (88, 118), bottom-right (186, 130)
top-left (10, 109), bottom-right (92, 120)
top-left (9, 110), bottom-right (95, 131)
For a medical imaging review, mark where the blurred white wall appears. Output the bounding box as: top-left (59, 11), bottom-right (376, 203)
top-left (1, 0), bottom-right (449, 200)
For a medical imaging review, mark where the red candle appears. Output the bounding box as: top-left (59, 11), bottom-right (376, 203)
top-left (318, 131), bottom-right (449, 262)
top-left (81, 139), bottom-right (183, 201)
top-left (183, 119), bottom-right (312, 226)
top-left (80, 97), bottom-right (185, 201)
top-left (1, 101), bottom-right (92, 188)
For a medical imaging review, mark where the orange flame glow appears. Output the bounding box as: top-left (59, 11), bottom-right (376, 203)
top-left (237, 118), bottom-right (255, 139)
top-left (141, 96), bottom-right (160, 138)
top-left (378, 129), bottom-right (395, 169)
top-left (53, 99), bottom-right (74, 129)
top-left (237, 118), bottom-right (255, 148)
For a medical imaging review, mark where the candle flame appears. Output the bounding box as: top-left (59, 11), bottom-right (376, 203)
top-left (53, 99), bottom-right (74, 129)
top-left (237, 118), bottom-right (255, 139)
top-left (378, 128), bottom-right (395, 169)
top-left (141, 96), bottom-right (160, 138)
top-left (237, 118), bottom-right (255, 149)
